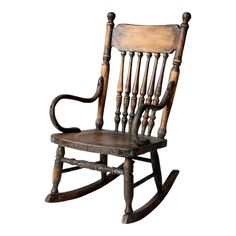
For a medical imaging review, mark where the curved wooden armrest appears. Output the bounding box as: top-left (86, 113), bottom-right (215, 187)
top-left (50, 77), bottom-right (103, 133)
top-left (131, 81), bottom-right (176, 146)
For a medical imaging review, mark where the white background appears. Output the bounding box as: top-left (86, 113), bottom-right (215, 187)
top-left (0, 0), bottom-right (236, 235)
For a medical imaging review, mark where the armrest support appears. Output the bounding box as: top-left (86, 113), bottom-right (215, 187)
top-left (50, 76), bottom-right (103, 133)
top-left (131, 81), bottom-right (176, 145)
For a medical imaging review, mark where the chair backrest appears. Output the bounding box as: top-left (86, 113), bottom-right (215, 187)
top-left (96, 12), bottom-right (191, 139)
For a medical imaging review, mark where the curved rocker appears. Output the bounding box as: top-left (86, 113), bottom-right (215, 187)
top-left (45, 169), bottom-right (120, 203)
top-left (122, 170), bottom-right (179, 224)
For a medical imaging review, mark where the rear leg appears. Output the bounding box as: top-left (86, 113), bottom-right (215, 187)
top-left (151, 150), bottom-right (162, 192)
top-left (100, 154), bottom-right (108, 180)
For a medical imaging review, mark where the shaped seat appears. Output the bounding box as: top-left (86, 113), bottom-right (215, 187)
top-left (45, 12), bottom-right (191, 223)
top-left (51, 129), bottom-right (167, 157)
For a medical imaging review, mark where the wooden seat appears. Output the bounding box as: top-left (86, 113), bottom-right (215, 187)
top-left (51, 129), bottom-right (167, 157)
top-left (45, 12), bottom-right (191, 223)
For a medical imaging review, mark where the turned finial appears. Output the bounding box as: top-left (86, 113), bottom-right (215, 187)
top-left (181, 12), bottom-right (191, 29)
top-left (107, 12), bottom-right (116, 23)
top-left (182, 12), bottom-right (191, 23)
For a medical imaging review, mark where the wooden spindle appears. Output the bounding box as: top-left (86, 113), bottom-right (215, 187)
top-left (128, 52), bottom-right (143, 133)
top-left (122, 51), bottom-right (134, 132)
top-left (138, 53), bottom-right (152, 108)
top-left (115, 51), bottom-right (126, 131)
top-left (147, 53), bottom-right (168, 135)
top-left (141, 53), bottom-right (160, 135)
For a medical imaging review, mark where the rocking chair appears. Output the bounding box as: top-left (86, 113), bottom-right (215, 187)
top-left (45, 12), bottom-right (191, 223)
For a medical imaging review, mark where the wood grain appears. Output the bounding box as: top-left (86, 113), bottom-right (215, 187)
top-left (51, 129), bottom-right (167, 157)
top-left (112, 24), bottom-right (180, 53)
top-left (46, 12), bottom-right (191, 224)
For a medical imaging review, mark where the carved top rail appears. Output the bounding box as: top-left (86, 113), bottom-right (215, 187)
top-left (112, 24), bottom-right (180, 53)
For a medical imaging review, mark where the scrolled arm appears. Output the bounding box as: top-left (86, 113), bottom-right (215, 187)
top-left (131, 81), bottom-right (176, 145)
top-left (50, 76), bottom-right (103, 133)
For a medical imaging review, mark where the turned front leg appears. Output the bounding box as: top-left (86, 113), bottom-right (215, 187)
top-left (123, 157), bottom-right (134, 214)
top-left (51, 146), bottom-right (64, 193)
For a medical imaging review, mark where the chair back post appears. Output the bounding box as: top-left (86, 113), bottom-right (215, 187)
top-left (96, 12), bottom-right (116, 130)
top-left (158, 12), bottom-right (191, 139)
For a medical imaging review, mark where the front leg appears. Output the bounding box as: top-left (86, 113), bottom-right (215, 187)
top-left (51, 146), bottom-right (65, 193)
top-left (123, 157), bottom-right (134, 214)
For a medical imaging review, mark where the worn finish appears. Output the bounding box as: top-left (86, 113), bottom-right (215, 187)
top-left (138, 52), bottom-right (152, 108)
top-left (46, 12), bottom-right (191, 223)
top-left (141, 53), bottom-right (160, 135)
top-left (100, 154), bottom-right (108, 179)
top-left (148, 53), bottom-right (169, 135)
top-left (96, 12), bottom-right (115, 130)
top-left (151, 150), bottom-right (162, 191)
top-left (51, 129), bottom-right (167, 157)
top-left (158, 12), bottom-right (191, 138)
top-left (50, 77), bottom-right (103, 133)
top-left (51, 146), bottom-right (64, 194)
top-left (115, 51), bottom-right (126, 131)
top-left (112, 24), bottom-right (180, 53)
top-left (122, 52), bottom-right (134, 132)
top-left (122, 170), bottom-right (179, 223)
top-left (131, 81), bottom-right (176, 145)
top-left (123, 158), bottom-right (134, 214)
top-left (61, 157), bottom-right (124, 175)
top-left (128, 52), bottom-right (143, 132)
top-left (46, 163), bottom-right (123, 203)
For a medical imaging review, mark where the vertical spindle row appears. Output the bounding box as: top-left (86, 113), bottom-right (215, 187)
top-left (141, 53), bottom-right (160, 134)
top-left (122, 52), bottom-right (134, 132)
top-left (114, 51), bottom-right (126, 131)
top-left (147, 53), bottom-right (168, 135)
top-left (128, 52), bottom-right (143, 132)
top-left (114, 50), bottom-right (170, 135)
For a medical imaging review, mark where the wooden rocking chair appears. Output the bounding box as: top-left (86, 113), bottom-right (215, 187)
top-left (45, 12), bottom-right (191, 223)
